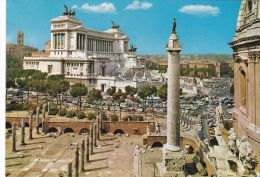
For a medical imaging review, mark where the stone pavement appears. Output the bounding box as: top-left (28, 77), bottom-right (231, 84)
top-left (6, 128), bottom-right (142, 177)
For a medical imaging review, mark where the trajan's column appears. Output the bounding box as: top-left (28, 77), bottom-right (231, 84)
top-left (161, 18), bottom-right (185, 176)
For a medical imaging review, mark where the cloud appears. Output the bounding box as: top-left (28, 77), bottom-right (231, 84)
top-left (179, 5), bottom-right (220, 16)
top-left (125, 0), bottom-right (153, 10)
top-left (71, 5), bottom-right (78, 9)
top-left (72, 2), bottom-right (116, 13)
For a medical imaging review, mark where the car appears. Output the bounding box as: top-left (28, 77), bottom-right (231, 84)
top-left (72, 100), bottom-right (78, 105)
top-left (82, 103), bottom-right (89, 107)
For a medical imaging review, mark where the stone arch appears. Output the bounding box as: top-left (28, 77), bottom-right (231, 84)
top-left (47, 127), bottom-right (58, 133)
top-left (64, 127), bottom-right (74, 134)
top-left (151, 142), bottom-right (163, 148)
top-left (101, 128), bottom-right (108, 134)
top-left (6, 122), bottom-right (12, 129)
top-left (209, 138), bottom-right (219, 147)
top-left (79, 128), bottom-right (89, 135)
top-left (114, 129), bottom-right (125, 134)
top-left (24, 122), bottom-right (29, 127)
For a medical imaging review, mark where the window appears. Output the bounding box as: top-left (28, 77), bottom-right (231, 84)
top-left (248, 0), bottom-right (253, 12)
top-left (48, 65), bottom-right (53, 74)
top-left (101, 66), bottom-right (105, 76)
top-left (101, 84), bottom-right (105, 92)
top-left (240, 68), bottom-right (247, 107)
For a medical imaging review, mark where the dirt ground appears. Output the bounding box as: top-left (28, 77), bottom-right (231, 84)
top-left (6, 128), bottom-right (144, 177)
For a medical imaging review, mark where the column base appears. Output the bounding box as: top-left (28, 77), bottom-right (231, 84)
top-left (161, 145), bottom-right (185, 177)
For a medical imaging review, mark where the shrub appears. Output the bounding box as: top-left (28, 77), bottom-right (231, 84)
top-left (26, 102), bottom-right (37, 110)
top-left (6, 103), bottom-right (15, 111)
top-left (6, 103), bottom-right (25, 111)
top-left (121, 115), bottom-right (143, 121)
top-left (49, 105), bottom-right (59, 115)
top-left (110, 114), bottom-right (119, 121)
top-left (87, 112), bottom-right (96, 120)
top-left (101, 112), bottom-right (108, 121)
top-left (122, 115), bottom-right (131, 121)
top-left (134, 115), bottom-right (144, 121)
top-left (77, 111), bottom-right (86, 119)
top-left (59, 108), bottom-right (67, 116)
top-left (66, 110), bottom-right (76, 118)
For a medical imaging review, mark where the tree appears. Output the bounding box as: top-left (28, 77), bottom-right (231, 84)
top-left (125, 85), bottom-right (137, 96)
top-left (6, 78), bottom-right (16, 100)
top-left (31, 79), bottom-right (47, 106)
top-left (107, 86), bottom-right (116, 96)
top-left (31, 72), bottom-right (48, 80)
top-left (16, 78), bottom-right (27, 106)
top-left (88, 89), bottom-right (102, 115)
top-left (158, 84), bottom-right (167, 101)
top-left (138, 85), bottom-right (157, 116)
top-left (25, 78), bottom-right (33, 103)
top-left (112, 89), bottom-right (124, 116)
top-left (48, 74), bottom-right (65, 81)
top-left (46, 76), bottom-right (69, 107)
top-left (6, 55), bottom-right (23, 79)
top-left (58, 80), bottom-right (70, 109)
top-left (70, 83), bottom-right (88, 112)
top-left (46, 80), bottom-right (58, 103)
top-left (88, 89), bottom-right (102, 101)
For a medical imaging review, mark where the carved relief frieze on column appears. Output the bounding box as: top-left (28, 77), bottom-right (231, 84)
top-left (233, 53), bottom-right (239, 62)
top-left (248, 52), bottom-right (257, 63)
top-left (249, 51), bottom-right (260, 63)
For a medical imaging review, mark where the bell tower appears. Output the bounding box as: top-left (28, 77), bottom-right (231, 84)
top-left (17, 31), bottom-right (24, 46)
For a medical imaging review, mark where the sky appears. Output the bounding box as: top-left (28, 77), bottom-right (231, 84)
top-left (7, 0), bottom-right (241, 55)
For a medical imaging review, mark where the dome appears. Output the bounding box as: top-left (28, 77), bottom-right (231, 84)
top-left (236, 0), bottom-right (260, 31)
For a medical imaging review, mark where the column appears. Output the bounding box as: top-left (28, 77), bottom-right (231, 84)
top-left (29, 112), bottom-right (33, 140)
top-left (97, 116), bottom-right (100, 140)
top-left (36, 107), bottom-right (40, 134)
top-left (83, 35), bottom-right (85, 50)
top-left (54, 34), bottom-right (57, 49)
top-left (162, 19), bottom-right (185, 176)
top-left (57, 34), bottom-right (60, 49)
top-left (94, 124), bottom-right (97, 147)
top-left (67, 162), bottom-right (72, 177)
top-left (248, 58), bottom-right (256, 125)
top-left (165, 41), bottom-right (181, 150)
top-left (53, 34), bottom-right (56, 49)
top-left (74, 147), bottom-right (79, 177)
top-left (90, 125), bottom-right (93, 155)
top-left (21, 118), bottom-right (25, 145)
top-left (86, 133), bottom-right (90, 163)
top-left (80, 34), bottom-right (83, 50)
top-left (80, 139), bottom-right (85, 172)
top-left (47, 102), bottom-right (50, 118)
top-left (12, 123), bottom-right (16, 152)
top-left (43, 104), bottom-right (46, 120)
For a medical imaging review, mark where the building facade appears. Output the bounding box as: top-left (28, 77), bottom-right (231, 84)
top-left (23, 12), bottom-right (163, 91)
top-left (159, 60), bottom-right (233, 78)
top-left (230, 0), bottom-right (260, 156)
top-left (6, 31), bottom-right (38, 59)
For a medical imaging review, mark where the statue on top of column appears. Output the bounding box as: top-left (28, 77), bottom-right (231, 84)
top-left (172, 18), bottom-right (177, 34)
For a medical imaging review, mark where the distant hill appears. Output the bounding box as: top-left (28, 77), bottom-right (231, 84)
top-left (139, 54), bottom-right (233, 62)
